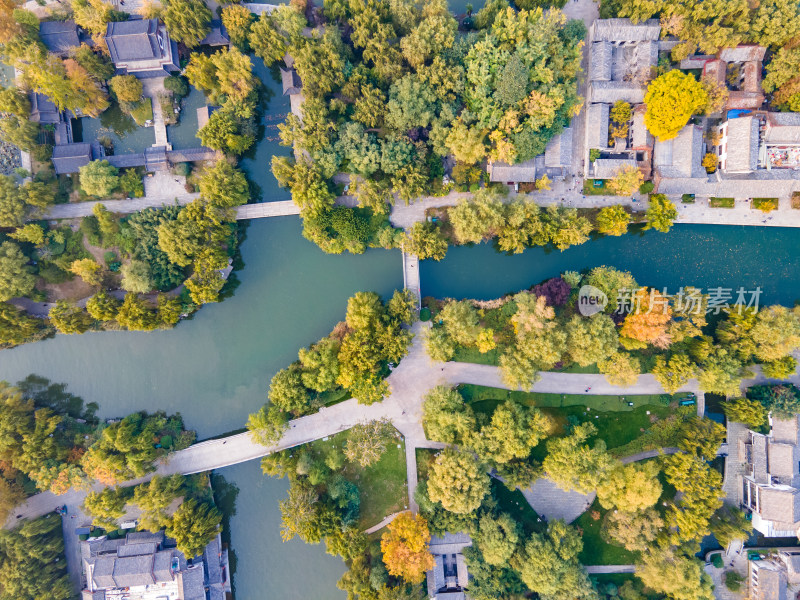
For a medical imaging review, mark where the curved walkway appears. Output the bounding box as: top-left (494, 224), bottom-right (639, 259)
top-left (521, 478), bottom-right (595, 524)
top-left (9, 323), bottom-right (709, 526)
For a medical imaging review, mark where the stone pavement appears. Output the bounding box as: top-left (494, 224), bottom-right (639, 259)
top-left (585, 565), bottom-right (636, 574)
top-left (520, 478), bottom-right (596, 524)
top-left (141, 78), bottom-right (170, 150)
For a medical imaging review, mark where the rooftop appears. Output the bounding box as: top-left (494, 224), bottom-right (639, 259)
top-left (39, 20), bottom-right (81, 55)
top-left (591, 19), bottom-right (661, 43)
top-left (723, 116), bottom-right (760, 173)
top-left (654, 124), bottom-right (705, 179)
top-left (487, 158), bottom-right (537, 183)
top-left (52, 143), bottom-right (93, 175)
top-left (106, 19), bottom-right (162, 63)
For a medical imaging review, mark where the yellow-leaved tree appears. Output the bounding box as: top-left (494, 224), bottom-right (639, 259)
top-left (644, 71), bottom-right (708, 141)
top-left (380, 512), bottom-right (435, 583)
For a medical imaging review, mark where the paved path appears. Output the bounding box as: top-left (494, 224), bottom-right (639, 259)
top-left (235, 201), bottom-right (300, 219)
top-left (585, 565), bottom-right (636, 574)
top-left (363, 512), bottom-right (403, 535)
top-left (142, 79), bottom-right (170, 150)
top-left (619, 447), bottom-right (680, 464)
top-left (45, 191), bottom-right (197, 219)
top-left (521, 478), bottom-right (595, 524)
top-left (402, 252), bottom-right (421, 308)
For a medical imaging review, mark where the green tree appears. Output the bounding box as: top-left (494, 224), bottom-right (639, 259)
top-left (249, 12), bottom-right (287, 65)
top-left (637, 548), bottom-right (715, 600)
top-left (120, 260), bottom-right (153, 293)
top-left (543, 422), bottom-right (615, 494)
top-left (439, 300), bottom-right (481, 346)
top-left (79, 160), bottom-right (119, 197)
top-left (607, 165), bottom-right (643, 196)
top-left (0, 174), bottom-right (24, 227)
top-left (385, 74), bottom-right (439, 132)
top-left (470, 400), bottom-right (550, 465)
top-left (698, 346), bottom-right (751, 396)
top-left (475, 512), bottom-right (519, 566)
top-left (83, 487), bottom-right (128, 529)
top-left (605, 507), bottom-right (663, 552)
top-left (424, 327), bottom-right (456, 362)
top-left (565, 314), bottom-right (619, 367)
top-left (70, 258), bottom-right (102, 286)
top-left (247, 404), bottom-right (288, 446)
top-left (749, 0), bottom-right (800, 48)
top-left (162, 0), bottom-right (211, 47)
top-left (595, 204), bottom-right (631, 236)
top-left (221, 3), bottom-right (254, 50)
top-left (86, 289), bottom-right (121, 321)
top-left (73, 44), bottom-right (115, 82)
top-left (709, 505), bottom-right (752, 547)
top-left (542, 205), bottom-right (592, 251)
top-left (427, 447), bottom-right (489, 514)
top-left (0, 302), bottom-right (49, 348)
top-left (109, 74), bottom-right (142, 102)
top-left (343, 419), bottom-right (396, 467)
top-left (514, 520), bottom-right (597, 600)
top-left (644, 71), bottom-right (708, 141)
top-left (298, 337), bottom-right (340, 392)
top-left (448, 191), bottom-right (505, 244)
top-left (48, 300), bottom-right (94, 334)
top-left (422, 385), bottom-right (476, 444)
top-left (268, 364), bottom-right (310, 417)
top-left (403, 222), bottom-right (448, 260)
top-left (115, 293), bottom-right (158, 331)
top-left (645, 193), bottom-right (678, 233)
top-left (597, 462), bottom-right (661, 512)
top-left (652, 353), bottom-right (697, 393)
top-left (723, 397), bottom-right (767, 428)
top-left (199, 160), bottom-right (250, 208)
top-left (132, 474), bottom-right (185, 531)
top-left (167, 498), bottom-right (222, 558)
top-left (598, 350), bottom-right (641, 386)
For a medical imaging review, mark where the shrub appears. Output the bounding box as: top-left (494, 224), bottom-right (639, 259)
top-left (725, 570), bottom-right (743, 591)
top-left (711, 553), bottom-right (723, 568)
top-left (420, 307), bottom-right (431, 321)
top-left (639, 181), bottom-right (654, 194)
top-left (589, 148), bottom-right (601, 162)
top-left (752, 197), bottom-right (778, 213)
top-left (702, 153), bottom-right (718, 173)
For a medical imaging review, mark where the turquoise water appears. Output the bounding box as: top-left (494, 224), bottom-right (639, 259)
top-left (421, 224), bottom-right (800, 306)
top-left (166, 87), bottom-right (206, 150)
top-left (75, 101), bottom-right (156, 154)
top-left (240, 55), bottom-right (293, 203)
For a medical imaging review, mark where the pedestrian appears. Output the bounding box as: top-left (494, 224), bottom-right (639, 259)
top-left (585, 386), bottom-right (592, 392)
top-left (223, 440), bottom-right (227, 444)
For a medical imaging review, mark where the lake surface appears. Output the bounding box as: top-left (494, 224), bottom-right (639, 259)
top-left (422, 224), bottom-right (800, 306)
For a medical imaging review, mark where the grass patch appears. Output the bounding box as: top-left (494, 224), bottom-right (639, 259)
top-left (490, 478), bottom-right (544, 535)
top-left (792, 192), bottom-right (800, 209)
top-left (457, 384), bottom-right (677, 458)
top-left (416, 448), bottom-right (437, 482)
top-left (583, 179), bottom-right (612, 196)
top-left (552, 363), bottom-right (601, 374)
top-left (752, 197), bottom-right (778, 212)
top-left (452, 345), bottom-right (500, 366)
top-left (575, 499), bottom-right (637, 565)
top-left (681, 194), bottom-right (695, 204)
top-left (709, 197), bottom-right (734, 208)
top-left (310, 429), bottom-right (408, 530)
top-left (128, 98), bottom-right (153, 126)
top-left (316, 388), bottom-right (351, 407)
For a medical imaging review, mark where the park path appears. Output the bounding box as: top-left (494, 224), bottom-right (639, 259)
top-left (9, 321), bottom-right (703, 526)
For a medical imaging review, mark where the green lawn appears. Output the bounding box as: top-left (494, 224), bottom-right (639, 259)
top-left (457, 384), bottom-right (675, 458)
top-left (452, 345), bottom-right (500, 366)
top-left (681, 194), bottom-right (695, 204)
top-left (709, 197), bottom-right (735, 208)
top-left (316, 388), bottom-right (351, 407)
top-left (490, 479), bottom-right (545, 535)
top-left (310, 429), bottom-right (408, 530)
top-left (575, 499), bottom-right (637, 565)
top-left (752, 197), bottom-right (778, 212)
top-left (583, 179), bottom-right (613, 195)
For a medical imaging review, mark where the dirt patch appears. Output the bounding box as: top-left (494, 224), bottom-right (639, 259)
top-left (41, 277), bottom-right (95, 302)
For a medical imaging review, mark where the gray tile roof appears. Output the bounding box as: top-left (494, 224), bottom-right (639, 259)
top-left (178, 564), bottom-right (206, 600)
top-left (593, 158), bottom-right (636, 179)
top-left (106, 19), bottom-right (161, 63)
top-left (281, 68), bottom-right (302, 95)
top-left (590, 42), bottom-right (612, 82)
top-left (105, 153), bottom-right (146, 169)
top-left (724, 116), bottom-right (760, 173)
top-left (772, 416), bottom-right (799, 445)
top-left (204, 537), bottom-right (223, 585)
top-left (125, 531), bottom-right (164, 545)
top-left (112, 554), bottom-right (155, 588)
top-left (765, 113), bottom-right (800, 145)
top-left (52, 143), bottom-right (92, 174)
top-left (488, 158), bottom-right (536, 183)
top-left (591, 19), bottom-right (661, 42)
top-left (631, 108), bottom-right (653, 149)
top-left (117, 541), bottom-right (157, 557)
top-left (429, 532), bottom-right (473, 555)
top-left (29, 92), bottom-right (61, 124)
top-left (167, 147), bottom-right (217, 162)
top-left (39, 21), bottom-right (80, 55)
top-left (200, 19), bottom-right (229, 46)
top-left (590, 80), bottom-right (646, 104)
top-left (586, 103), bottom-right (610, 149)
top-left (91, 556), bottom-right (116, 589)
top-left (720, 45), bottom-right (766, 63)
top-left (753, 562), bottom-right (789, 600)
top-left (545, 128), bottom-right (573, 168)
top-left (153, 550), bottom-right (174, 582)
top-left (654, 124), bottom-right (705, 179)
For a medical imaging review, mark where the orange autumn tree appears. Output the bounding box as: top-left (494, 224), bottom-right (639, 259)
top-left (380, 511), bottom-right (435, 583)
top-left (619, 288), bottom-right (673, 349)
